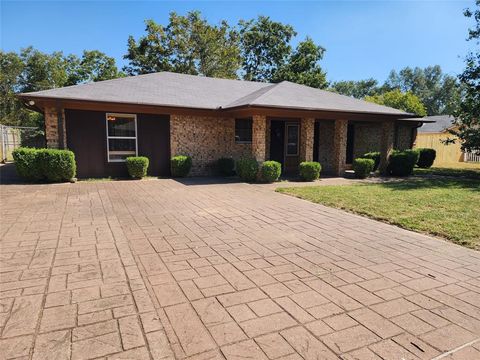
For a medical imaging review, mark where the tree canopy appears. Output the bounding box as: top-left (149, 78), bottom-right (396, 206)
top-left (0, 47), bottom-right (122, 128)
top-left (450, 0), bottom-right (480, 153)
top-left (365, 89), bottom-right (427, 117)
top-left (329, 78), bottom-right (379, 99)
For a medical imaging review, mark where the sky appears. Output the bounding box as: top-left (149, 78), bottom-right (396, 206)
top-left (1, 0), bottom-right (476, 83)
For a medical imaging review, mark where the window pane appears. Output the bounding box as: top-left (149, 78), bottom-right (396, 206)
top-left (109, 138), bottom-right (136, 152)
top-left (107, 115), bottom-right (135, 137)
top-left (286, 125), bottom-right (299, 155)
top-left (235, 118), bottom-right (252, 143)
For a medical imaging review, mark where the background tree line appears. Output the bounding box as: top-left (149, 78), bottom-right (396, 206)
top-left (1, 6), bottom-right (478, 151)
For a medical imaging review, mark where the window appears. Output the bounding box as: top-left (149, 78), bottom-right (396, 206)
top-left (235, 118), bottom-right (252, 143)
top-left (106, 113), bottom-right (137, 162)
top-left (286, 124), bottom-right (299, 156)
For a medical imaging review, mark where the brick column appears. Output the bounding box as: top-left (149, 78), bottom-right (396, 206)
top-left (252, 115), bottom-right (267, 162)
top-left (299, 118), bottom-right (315, 162)
top-left (44, 106), bottom-right (66, 149)
top-left (378, 120), bottom-right (395, 174)
top-left (332, 119), bottom-right (348, 176)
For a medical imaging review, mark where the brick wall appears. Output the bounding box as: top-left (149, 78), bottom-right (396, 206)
top-left (170, 115), bottom-right (252, 176)
top-left (44, 107), bottom-right (66, 148)
top-left (300, 118), bottom-right (315, 162)
top-left (396, 124), bottom-right (415, 150)
top-left (353, 123), bottom-right (382, 158)
top-left (317, 121), bottom-right (335, 173)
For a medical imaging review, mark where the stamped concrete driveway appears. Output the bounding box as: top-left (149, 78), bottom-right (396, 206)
top-left (1, 179), bottom-right (480, 360)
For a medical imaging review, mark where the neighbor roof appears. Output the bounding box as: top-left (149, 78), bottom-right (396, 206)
top-left (19, 71), bottom-right (415, 117)
top-left (418, 115), bottom-right (455, 133)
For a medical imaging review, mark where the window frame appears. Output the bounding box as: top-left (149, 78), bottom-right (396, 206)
top-left (285, 123), bottom-right (299, 156)
top-left (105, 113), bottom-right (138, 163)
top-left (235, 118), bottom-right (253, 144)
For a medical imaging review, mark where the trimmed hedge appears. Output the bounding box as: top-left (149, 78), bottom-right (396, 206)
top-left (236, 157), bottom-right (259, 182)
top-left (126, 156), bottom-right (149, 178)
top-left (12, 147), bottom-right (76, 182)
top-left (416, 148), bottom-right (436, 168)
top-left (387, 150), bottom-right (419, 176)
top-left (171, 155), bottom-right (192, 177)
top-left (12, 147), bottom-right (43, 181)
top-left (299, 161), bottom-right (321, 181)
top-left (217, 157), bottom-right (235, 176)
top-left (260, 161), bottom-right (281, 183)
top-left (353, 158), bottom-right (374, 179)
top-left (362, 152), bottom-right (381, 171)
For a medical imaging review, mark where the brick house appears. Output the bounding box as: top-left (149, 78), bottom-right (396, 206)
top-left (18, 72), bottom-right (427, 178)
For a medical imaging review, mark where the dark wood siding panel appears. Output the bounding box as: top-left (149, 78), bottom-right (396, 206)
top-left (65, 109), bottom-right (170, 178)
top-left (137, 114), bottom-right (170, 176)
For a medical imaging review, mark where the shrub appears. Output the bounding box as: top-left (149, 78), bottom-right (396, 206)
top-left (126, 156), bottom-right (149, 178)
top-left (217, 157), bottom-right (235, 176)
top-left (416, 148), bottom-right (436, 168)
top-left (12, 147), bottom-right (43, 181)
top-left (236, 157), bottom-right (259, 182)
top-left (260, 161), bottom-right (281, 183)
top-left (387, 149), bottom-right (419, 176)
top-left (171, 155), bottom-right (192, 177)
top-left (299, 161), bottom-right (321, 181)
top-left (363, 151), bottom-right (381, 171)
top-left (353, 158), bottom-right (375, 179)
top-left (40, 149), bottom-right (76, 182)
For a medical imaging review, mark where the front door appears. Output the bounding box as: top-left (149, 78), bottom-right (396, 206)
top-left (269, 120), bottom-right (300, 174)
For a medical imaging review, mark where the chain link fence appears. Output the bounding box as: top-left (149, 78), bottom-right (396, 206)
top-left (0, 125), bottom-right (44, 162)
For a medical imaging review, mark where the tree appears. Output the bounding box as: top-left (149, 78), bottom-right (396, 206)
top-left (66, 50), bottom-right (123, 85)
top-left (239, 16), bottom-right (296, 82)
top-left (272, 37), bottom-right (327, 88)
top-left (124, 11), bottom-right (241, 78)
top-left (449, 0), bottom-right (480, 153)
top-left (365, 89), bottom-right (427, 116)
top-left (384, 65), bottom-right (461, 115)
top-left (1, 47), bottom-right (122, 130)
top-left (330, 78), bottom-right (379, 98)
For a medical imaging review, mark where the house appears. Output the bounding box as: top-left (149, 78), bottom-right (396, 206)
top-left (18, 72), bottom-right (429, 178)
top-left (415, 115), bottom-right (465, 165)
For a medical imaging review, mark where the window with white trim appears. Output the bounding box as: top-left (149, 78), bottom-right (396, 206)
top-left (106, 113), bottom-right (137, 162)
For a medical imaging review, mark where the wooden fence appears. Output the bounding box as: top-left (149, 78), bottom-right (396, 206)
top-left (415, 132), bottom-right (464, 165)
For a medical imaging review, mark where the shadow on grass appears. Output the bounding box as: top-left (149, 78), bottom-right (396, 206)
top-left (374, 177), bottom-right (480, 192)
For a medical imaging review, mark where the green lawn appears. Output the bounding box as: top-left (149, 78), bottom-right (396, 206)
top-left (414, 162), bottom-right (480, 179)
top-left (277, 178), bottom-right (480, 249)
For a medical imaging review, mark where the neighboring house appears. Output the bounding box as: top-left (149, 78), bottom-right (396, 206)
top-left (415, 115), bottom-right (465, 165)
top-left (18, 72), bottom-right (429, 178)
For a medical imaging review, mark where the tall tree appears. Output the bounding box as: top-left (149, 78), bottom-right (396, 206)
top-left (1, 47), bottom-right (122, 129)
top-left (66, 50), bottom-right (123, 85)
top-left (450, 0), bottom-right (480, 153)
top-left (239, 16), bottom-right (296, 82)
top-left (273, 37), bottom-right (327, 88)
top-left (384, 65), bottom-right (461, 115)
top-left (365, 89), bottom-right (427, 116)
top-left (124, 11), bottom-right (241, 78)
top-left (330, 78), bottom-right (379, 98)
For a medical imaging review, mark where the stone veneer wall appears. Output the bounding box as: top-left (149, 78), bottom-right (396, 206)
top-left (44, 107), bottom-right (66, 148)
top-left (170, 115), bottom-right (252, 176)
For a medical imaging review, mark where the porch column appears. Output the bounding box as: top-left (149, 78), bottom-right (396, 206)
top-left (252, 115), bottom-right (267, 162)
top-left (332, 119), bottom-right (348, 176)
top-left (378, 120), bottom-right (395, 174)
top-left (44, 107), bottom-right (66, 149)
top-left (300, 117), bottom-right (315, 162)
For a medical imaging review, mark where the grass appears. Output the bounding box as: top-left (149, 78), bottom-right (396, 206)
top-left (277, 178), bottom-right (480, 249)
top-left (414, 162), bottom-right (480, 179)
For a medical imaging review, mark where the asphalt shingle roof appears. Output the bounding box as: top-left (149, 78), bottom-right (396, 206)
top-left (20, 71), bottom-right (413, 116)
top-left (418, 115), bottom-right (455, 133)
